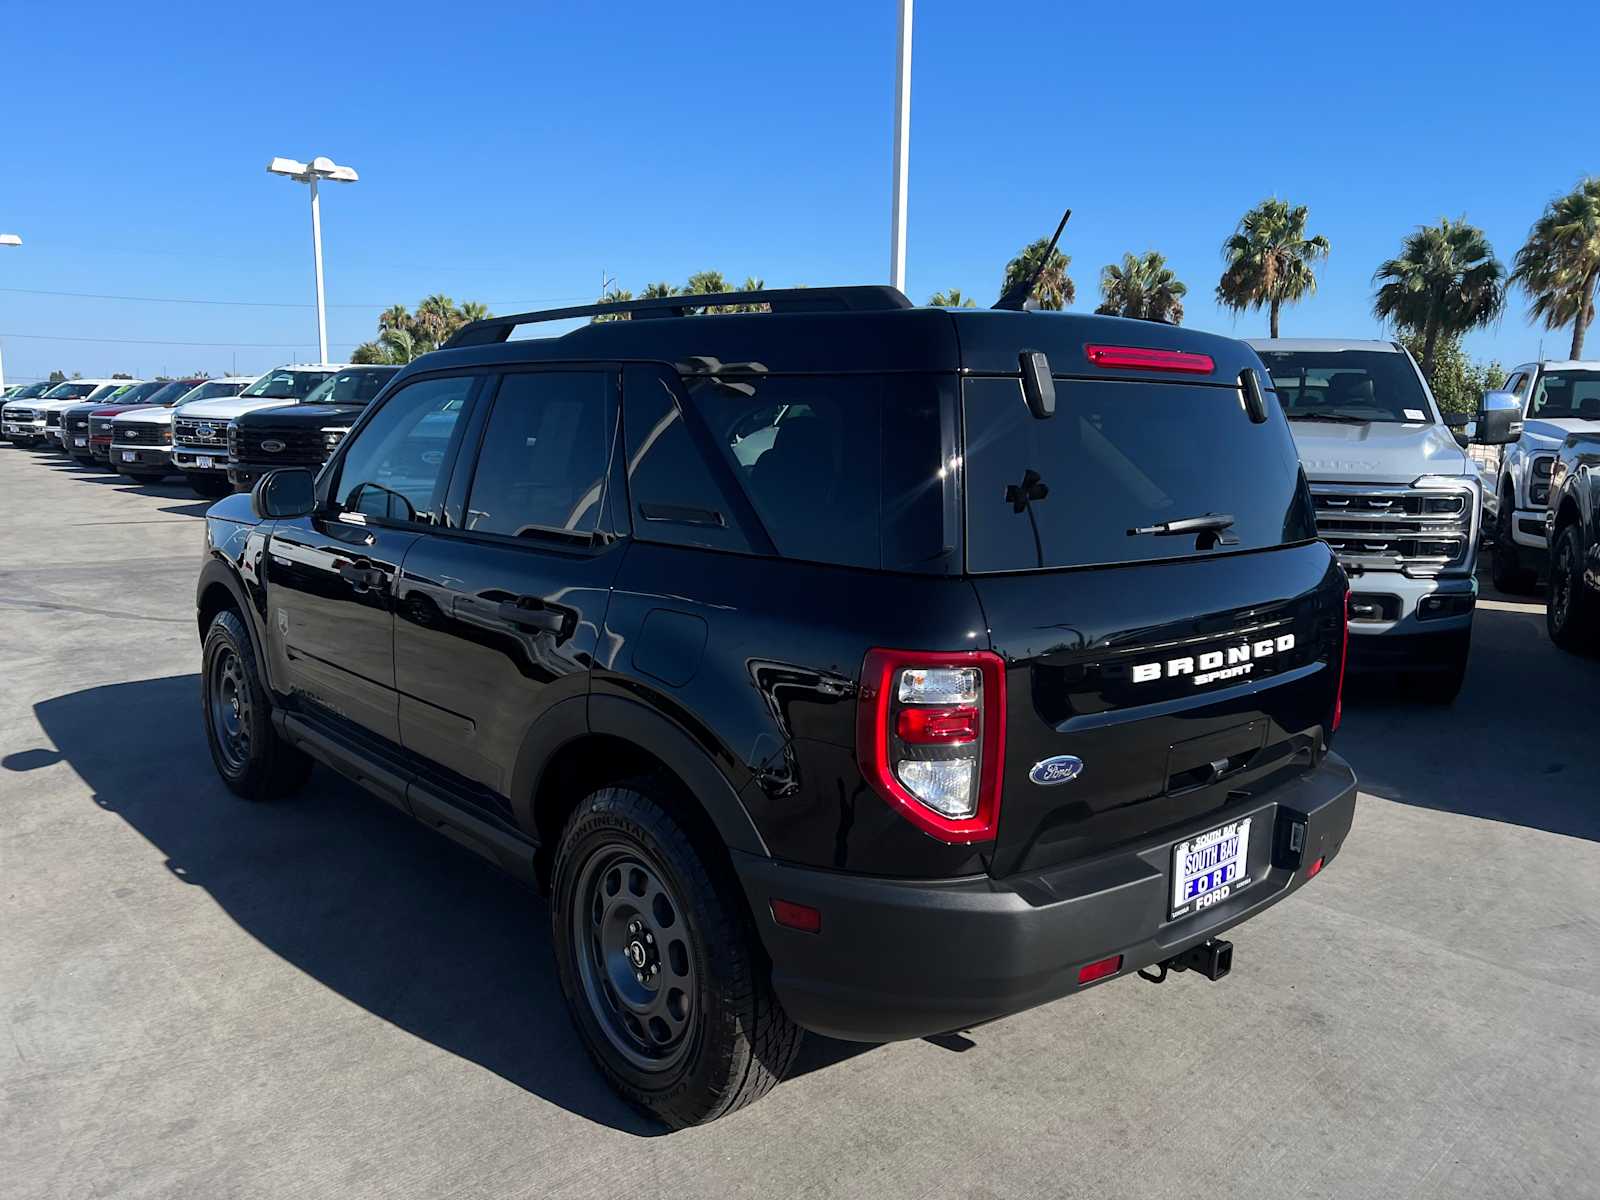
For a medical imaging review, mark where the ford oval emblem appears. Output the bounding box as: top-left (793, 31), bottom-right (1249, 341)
top-left (1029, 755), bottom-right (1083, 786)
top-left (261, 439), bottom-right (285, 453)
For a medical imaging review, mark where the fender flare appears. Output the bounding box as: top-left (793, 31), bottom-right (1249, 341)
top-left (514, 693), bottom-right (770, 858)
top-left (196, 555), bottom-right (273, 687)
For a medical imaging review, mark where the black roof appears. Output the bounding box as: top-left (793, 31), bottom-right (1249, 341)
top-left (399, 286), bottom-right (1265, 384)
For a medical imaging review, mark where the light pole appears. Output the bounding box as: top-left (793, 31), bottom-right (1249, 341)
top-left (889, 0), bottom-right (913, 294)
top-left (267, 156), bottom-right (359, 364)
top-left (0, 233), bottom-right (20, 393)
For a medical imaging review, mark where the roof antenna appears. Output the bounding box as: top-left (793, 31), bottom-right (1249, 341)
top-left (993, 209), bottom-right (1072, 311)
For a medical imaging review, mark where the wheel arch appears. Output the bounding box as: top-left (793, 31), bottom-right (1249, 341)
top-left (518, 695), bottom-right (769, 891)
top-left (196, 558), bottom-right (272, 686)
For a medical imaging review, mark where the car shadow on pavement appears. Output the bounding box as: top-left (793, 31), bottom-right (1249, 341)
top-left (1338, 599), bottom-right (1599, 842)
top-left (18, 674), bottom-right (871, 1135)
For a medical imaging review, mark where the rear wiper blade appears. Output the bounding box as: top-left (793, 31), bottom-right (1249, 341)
top-left (1128, 513), bottom-right (1235, 537)
top-left (1288, 412), bottom-right (1371, 424)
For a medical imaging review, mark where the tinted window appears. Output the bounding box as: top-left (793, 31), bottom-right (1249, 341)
top-left (44, 383), bottom-right (98, 400)
top-left (681, 373), bottom-right (952, 571)
top-left (239, 369), bottom-right (335, 400)
top-left (303, 367), bottom-right (398, 406)
top-left (463, 372), bottom-right (610, 539)
top-left (1257, 349), bottom-right (1432, 423)
top-left (623, 370), bottom-right (756, 555)
top-left (963, 376), bottom-right (1314, 572)
top-left (1529, 370), bottom-right (1600, 420)
top-left (334, 375), bottom-right (473, 524)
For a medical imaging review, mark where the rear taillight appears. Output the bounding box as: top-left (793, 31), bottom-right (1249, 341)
top-left (857, 649), bottom-right (1006, 843)
top-left (1084, 344), bottom-right (1215, 374)
top-left (1332, 589), bottom-right (1350, 733)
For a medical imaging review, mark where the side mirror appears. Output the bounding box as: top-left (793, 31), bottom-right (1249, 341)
top-left (1472, 391), bottom-right (1522, 446)
top-left (251, 467), bottom-right (316, 519)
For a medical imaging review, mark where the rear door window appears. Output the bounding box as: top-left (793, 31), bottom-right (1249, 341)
top-left (463, 371), bottom-right (612, 540)
top-left (963, 376), bottom-right (1313, 572)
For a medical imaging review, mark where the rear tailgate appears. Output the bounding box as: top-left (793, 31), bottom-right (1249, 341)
top-left (961, 370), bottom-right (1343, 878)
top-left (973, 546), bottom-right (1344, 877)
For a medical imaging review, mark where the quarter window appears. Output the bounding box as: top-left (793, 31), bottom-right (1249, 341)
top-left (333, 374), bottom-right (474, 523)
top-left (463, 372), bottom-right (612, 540)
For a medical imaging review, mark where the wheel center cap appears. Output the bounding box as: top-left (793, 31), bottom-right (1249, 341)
top-left (626, 940), bottom-right (648, 969)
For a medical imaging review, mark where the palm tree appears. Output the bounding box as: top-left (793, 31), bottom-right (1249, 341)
top-left (350, 341), bottom-right (388, 364)
top-left (592, 287), bottom-right (633, 323)
top-left (1372, 218), bottom-right (1504, 379)
top-left (640, 282), bottom-right (679, 299)
top-left (457, 301), bottom-right (492, 325)
top-left (1511, 177), bottom-right (1600, 360)
top-left (1216, 198), bottom-right (1330, 337)
top-left (1095, 252), bottom-right (1187, 325)
top-left (378, 303), bottom-right (411, 334)
top-left (999, 238), bottom-right (1074, 310)
top-left (684, 270), bottom-right (732, 313)
top-left (412, 293), bottom-right (458, 347)
top-left (928, 289), bottom-right (977, 308)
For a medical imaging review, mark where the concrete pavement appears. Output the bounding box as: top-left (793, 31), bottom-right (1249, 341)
top-left (2, 443), bottom-right (1596, 1199)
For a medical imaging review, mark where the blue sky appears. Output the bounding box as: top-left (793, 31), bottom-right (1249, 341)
top-left (2, 0), bottom-right (1595, 383)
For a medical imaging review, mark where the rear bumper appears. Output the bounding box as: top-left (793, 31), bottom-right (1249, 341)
top-left (735, 752), bottom-right (1357, 1042)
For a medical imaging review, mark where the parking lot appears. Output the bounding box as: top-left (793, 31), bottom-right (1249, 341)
top-left (2, 444), bottom-right (1596, 1199)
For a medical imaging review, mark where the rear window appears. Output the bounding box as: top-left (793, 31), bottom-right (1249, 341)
top-left (963, 376), bottom-right (1314, 572)
top-left (1257, 349), bottom-right (1433, 424)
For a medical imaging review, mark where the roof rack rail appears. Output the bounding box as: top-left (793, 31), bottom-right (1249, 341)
top-left (443, 285), bottom-right (914, 348)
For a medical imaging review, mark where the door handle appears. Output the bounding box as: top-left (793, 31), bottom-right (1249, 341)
top-left (496, 599), bottom-right (567, 635)
top-left (338, 561), bottom-right (386, 592)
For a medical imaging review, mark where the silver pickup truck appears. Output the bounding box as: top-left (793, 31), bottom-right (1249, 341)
top-left (1248, 339), bottom-right (1518, 702)
top-left (1486, 360), bottom-right (1600, 593)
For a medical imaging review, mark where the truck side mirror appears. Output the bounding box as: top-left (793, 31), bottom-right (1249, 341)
top-left (251, 467), bottom-right (316, 519)
top-left (1472, 392), bottom-right (1522, 446)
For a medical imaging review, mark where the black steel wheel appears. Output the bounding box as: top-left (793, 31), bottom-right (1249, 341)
top-left (200, 609), bottom-right (311, 801)
top-left (551, 782), bottom-right (802, 1128)
top-left (572, 844), bottom-right (698, 1073)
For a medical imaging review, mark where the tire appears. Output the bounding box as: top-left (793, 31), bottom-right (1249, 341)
top-left (1491, 488), bottom-right (1538, 594)
top-left (1409, 632), bottom-right (1470, 704)
top-left (200, 609), bottom-right (311, 801)
top-left (1547, 523), bottom-right (1600, 655)
top-left (550, 783), bottom-right (802, 1128)
top-left (188, 474), bottom-right (232, 499)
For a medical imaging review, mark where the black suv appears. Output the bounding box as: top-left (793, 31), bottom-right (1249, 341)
top-left (195, 286), bottom-right (1356, 1127)
top-left (227, 364), bottom-right (401, 492)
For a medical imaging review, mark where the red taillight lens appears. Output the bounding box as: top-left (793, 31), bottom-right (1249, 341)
top-left (895, 705), bottom-right (979, 744)
top-left (857, 649), bottom-right (1007, 844)
top-left (1077, 954), bottom-right (1123, 985)
top-left (1084, 344), bottom-right (1215, 374)
top-left (770, 899), bottom-right (822, 933)
top-left (1332, 589), bottom-right (1350, 733)
top-left (1306, 856), bottom-right (1325, 879)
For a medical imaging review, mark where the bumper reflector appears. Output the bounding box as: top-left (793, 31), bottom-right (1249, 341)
top-left (1306, 856), bottom-right (1325, 879)
top-left (1077, 954), bottom-right (1123, 985)
top-left (770, 899), bottom-right (822, 934)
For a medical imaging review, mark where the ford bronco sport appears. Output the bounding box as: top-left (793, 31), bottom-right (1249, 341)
top-left (195, 285), bottom-right (1356, 1127)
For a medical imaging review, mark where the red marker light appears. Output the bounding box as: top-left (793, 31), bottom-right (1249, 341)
top-left (1306, 856), bottom-right (1325, 879)
top-left (1077, 954), bottom-right (1123, 985)
top-left (895, 705), bottom-right (979, 744)
top-left (1084, 344), bottom-right (1215, 374)
top-left (770, 899), bottom-right (822, 934)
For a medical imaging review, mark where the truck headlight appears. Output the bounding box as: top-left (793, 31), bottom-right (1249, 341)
top-left (1410, 475), bottom-right (1478, 575)
top-left (323, 426), bottom-right (349, 451)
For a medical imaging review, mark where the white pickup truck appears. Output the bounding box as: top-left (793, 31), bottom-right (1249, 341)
top-left (1248, 339), bottom-right (1518, 702)
top-left (1485, 360), bottom-right (1600, 593)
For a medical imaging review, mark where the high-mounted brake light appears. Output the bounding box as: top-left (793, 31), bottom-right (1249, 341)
top-left (1332, 590), bottom-right (1350, 733)
top-left (857, 649), bottom-right (1007, 843)
top-left (1084, 344), bottom-right (1215, 374)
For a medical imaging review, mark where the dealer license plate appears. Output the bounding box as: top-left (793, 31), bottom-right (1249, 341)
top-left (1170, 817), bottom-right (1253, 919)
top-left (195, 456), bottom-right (213, 469)
top-left (74, 437), bottom-right (87, 447)
top-left (122, 451), bottom-right (136, 462)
